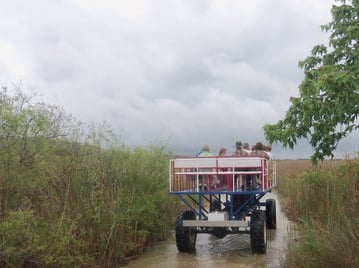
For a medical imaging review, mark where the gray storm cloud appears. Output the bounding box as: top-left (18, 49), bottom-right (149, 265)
top-left (2, 0), bottom-right (355, 159)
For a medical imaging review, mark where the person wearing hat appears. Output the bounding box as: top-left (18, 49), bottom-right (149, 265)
top-left (242, 142), bottom-right (251, 156)
top-left (232, 141), bottom-right (243, 156)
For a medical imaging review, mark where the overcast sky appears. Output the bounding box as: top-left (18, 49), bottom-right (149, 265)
top-left (1, 0), bottom-right (356, 159)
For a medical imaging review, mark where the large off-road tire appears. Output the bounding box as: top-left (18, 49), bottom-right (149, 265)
top-left (175, 210), bottom-right (197, 253)
top-left (266, 198), bottom-right (277, 229)
top-left (250, 210), bottom-right (267, 254)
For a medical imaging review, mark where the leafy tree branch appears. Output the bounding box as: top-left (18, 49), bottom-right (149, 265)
top-left (264, 0), bottom-right (359, 162)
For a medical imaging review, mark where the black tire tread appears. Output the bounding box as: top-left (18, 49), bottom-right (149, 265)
top-left (266, 198), bottom-right (277, 229)
top-left (250, 210), bottom-right (267, 254)
top-left (175, 210), bottom-right (197, 253)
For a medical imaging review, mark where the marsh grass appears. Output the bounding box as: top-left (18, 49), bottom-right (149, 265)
top-left (0, 88), bottom-right (181, 267)
top-left (277, 159), bottom-right (359, 267)
top-left (0, 140), bottom-right (178, 267)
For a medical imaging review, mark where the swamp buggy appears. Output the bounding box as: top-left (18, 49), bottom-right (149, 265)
top-left (169, 154), bottom-right (277, 254)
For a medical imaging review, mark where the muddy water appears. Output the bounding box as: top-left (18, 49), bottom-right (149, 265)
top-left (125, 192), bottom-right (292, 268)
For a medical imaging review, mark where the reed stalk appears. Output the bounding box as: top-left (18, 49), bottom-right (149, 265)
top-left (277, 159), bottom-right (359, 267)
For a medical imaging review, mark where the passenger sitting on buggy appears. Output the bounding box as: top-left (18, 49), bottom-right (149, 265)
top-left (252, 142), bottom-right (270, 159)
top-left (197, 144), bottom-right (218, 189)
top-left (231, 141), bottom-right (251, 190)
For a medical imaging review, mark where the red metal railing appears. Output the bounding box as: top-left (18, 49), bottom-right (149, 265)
top-left (169, 156), bottom-right (276, 193)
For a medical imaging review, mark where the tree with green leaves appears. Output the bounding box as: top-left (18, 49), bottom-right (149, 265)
top-left (0, 84), bottom-right (73, 170)
top-left (264, 0), bottom-right (359, 162)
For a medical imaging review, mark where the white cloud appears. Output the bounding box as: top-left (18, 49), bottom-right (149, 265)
top-left (1, 0), bottom-right (349, 159)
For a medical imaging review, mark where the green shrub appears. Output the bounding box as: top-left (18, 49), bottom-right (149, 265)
top-left (0, 86), bottom-right (179, 267)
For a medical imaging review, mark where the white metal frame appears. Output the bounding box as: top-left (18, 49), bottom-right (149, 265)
top-left (169, 156), bottom-right (276, 193)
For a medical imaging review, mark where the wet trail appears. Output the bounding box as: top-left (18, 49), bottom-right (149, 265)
top-left (125, 192), bottom-right (292, 268)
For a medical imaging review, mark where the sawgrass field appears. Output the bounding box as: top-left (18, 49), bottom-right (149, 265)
top-left (275, 158), bottom-right (359, 268)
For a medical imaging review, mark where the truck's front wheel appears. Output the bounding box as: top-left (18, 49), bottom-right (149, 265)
top-left (176, 210), bottom-right (197, 253)
top-left (250, 210), bottom-right (267, 254)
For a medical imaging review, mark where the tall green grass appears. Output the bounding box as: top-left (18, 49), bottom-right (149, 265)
top-left (0, 88), bottom-right (179, 267)
top-left (277, 159), bottom-right (359, 267)
top-left (0, 139), bottom-right (178, 267)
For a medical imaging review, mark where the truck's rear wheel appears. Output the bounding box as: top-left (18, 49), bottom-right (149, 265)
top-left (266, 198), bottom-right (277, 229)
top-left (176, 210), bottom-right (197, 253)
top-left (250, 210), bottom-right (267, 254)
